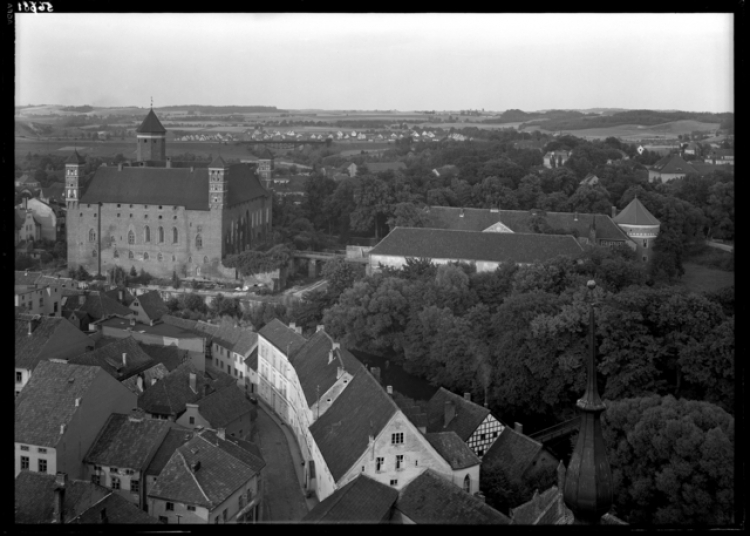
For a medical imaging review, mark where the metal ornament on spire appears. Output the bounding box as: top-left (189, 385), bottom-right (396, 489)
top-left (562, 279), bottom-right (614, 525)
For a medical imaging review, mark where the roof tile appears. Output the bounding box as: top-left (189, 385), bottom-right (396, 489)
top-left (426, 387), bottom-right (490, 441)
top-left (303, 474), bottom-right (398, 523)
top-left (84, 413), bottom-right (172, 470)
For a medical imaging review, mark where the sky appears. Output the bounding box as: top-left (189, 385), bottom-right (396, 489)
top-left (15, 13), bottom-right (734, 113)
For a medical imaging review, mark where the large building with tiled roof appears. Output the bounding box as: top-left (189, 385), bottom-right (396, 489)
top-left (14, 361), bottom-right (136, 479)
top-left (612, 196), bottom-right (660, 263)
top-left (481, 425), bottom-right (558, 487)
top-left (303, 474), bottom-right (399, 523)
top-left (65, 109), bottom-right (272, 280)
top-left (176, 383), bottom-right (255, 438)
top-left (647, 154), bottom-right (698, 183)
top-left (129, 289), bottom-right (169, 324)
top-left (66, 336), bottom-right (156, 383)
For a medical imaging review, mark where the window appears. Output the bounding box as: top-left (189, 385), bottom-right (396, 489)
top-left (144, 252), bottom-right (150, 261)
top-left (20, 445), bottom-right (29, 451)
top-left (643, 239), bottom-right (648, 248)
top-left (38, 447), bottom-right (47, 454)
top-left (117, 213), bottom-right (121, 217)
top-left (166, 502), bottom-right (174, 511)
top-left (92, 249), bottom-right (97, 257)
top-left (128, 251), bottom-right (134, 259)
top-left (493, 431), bottom-right (499, 438)
top-left (196, 234), bottom-right (203, 249)
top-left (131, 480), bottom-right (140, 493)
top-left (158, 227), bottom-right (164, 243)
top-left (396, 455), bottom-right (403, 470)
top-left (159, 516), bottom-right (168, 524)
top-left (463, 475), bottom-right (471, 493)
top-left (145, 205), bottom-right (149, 209)
top-left (89, 229), bottom-right (96, 242)
top-left (187, 505), bottom-right (196, 512)
top-left (481, 433), bottom-right (486, 440)
top-left (390, 479), bottom-right (398, 486)
top-left (204, 256), bottom-right (208, 264)
top-left (144, 226), bottom-right (151, 242)
top-left (128, 230), bottom-right (135, 244)
top-left (16, 372), bottom-right (22, 383)
top-left (391, 433), bottom-right (404, 445)
top-left (111, 476), bottom-right (121, 490)
top-left (91, 474), bottom-right (100, 485)
top-left (173, 227), bottom-right (178, 244)
top-left (376, 457), bottom-right (384, 472)
top-left (159, 205), bottom-right (163, 210)
top-left (21, 456), bottom-right (30, 470)
top-left (38, 459), bottom-right (48, 473)
top-left (477, 449), bottom-right (484, 457)
top-left (415, 460), bottom-right (418, 467)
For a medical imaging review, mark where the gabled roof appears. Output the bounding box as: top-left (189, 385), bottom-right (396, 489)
top-left (15, 472), bottom-right (109, 524)
top-left (40, 183), bottom-right (65, 201)
top-left (15, 316), bottom-right (91, 370)
top-left (132, 290), bottom-right (168, 322)
top-left (15, 361), bottom-right (107, 448)
top-left (244, 348), bottom-right (258, 372)
top-left (309, 369), bottom-right (398, 482)
top-left (426, 388), bottom-right (491, 441)
top-left (258, 318), bottom-right (306, 356)
top-left (65, 150), bottom-right (87, 164)
top-left (148, 432), bottom-right (264, 508)
top-left (396, 469), bottom-right (510, 524)
top-left (651, 154), bottom-right (697, 175)
top-left (425, 432), bottom-right (481, 470)
top-left (15, 270), bottom-right (44, 286)
top-left (369, 228), bottom-right (584, 265)
top-left (197, 386), bottom-right (255, 429)
top-left (426, 206), bottom-right (631, 242)
top-left (80, 163), bottom-right (268, 210)
top-left (291, 330), bottom-right (365, 407)
top-left (120, 363), bottom-right (170, 394)
top-left (136, 109), bottom-right (167, 134)
top-left (84, 413), bottom-right (172, 470)
top-left (303, 474), bottom-right (398, 523)
top-left (67, 336), bottom-right (155, 381)
top-left (482, 426), bottom-right (547, 483)
top-left (612, 197), bottom-right (660, 226)
top-left (193, 322), bottom-right (258, 355)
top-left (138, 343), bottom-right (188, 372)
top-left (102, 286), bottom-right (136, 306)
top-left (63, 290), bottom-right (134, 320)
top-left (145, 427), bottom-right (193, 477)
top-left (69, 491), bottom-right (159, 524)
top-left (209, 156), bottom-right (227, 169)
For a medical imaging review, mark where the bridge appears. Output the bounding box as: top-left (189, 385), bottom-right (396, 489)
top-left (529, 418), bottom-right (580, 444)
top-left (235, 139), bottom-right (330, 151)
top-left (291, 250), bottom-right (368, 278)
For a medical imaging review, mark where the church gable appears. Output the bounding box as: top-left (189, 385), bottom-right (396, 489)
top-left (482, 221), bottom-right (514, 233)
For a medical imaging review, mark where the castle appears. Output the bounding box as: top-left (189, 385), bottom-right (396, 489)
top-left (65, 109), bottom-right (272, 280)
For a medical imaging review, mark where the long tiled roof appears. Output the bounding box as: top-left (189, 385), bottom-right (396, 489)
top-left (15, 361), bottom-right (105, 448)
top-left (482, 427), bottom-right (546, 483)
top-left (303, 474), bottom-right (399, 523)
top-left (79, 163), bottom-right (268, 210)
top-left (425, 432), bottom-right (481, 470)
top-left (613, 197), bottom-right (660, 226)
top-left (197, 386), bottom-right (255, 429)
top-left (62, 290), bottom-right (134, 320)
top-left (138, 343), bottom-right (188, 372)
top-left (309, 369), bottom-right (398, 482)
top-left (651, 154), bottom-right (697, 175)
top-left (426, 387), bottom-right (491, 441)
top-left (132, 290), bottom-right (168, 322)
top-left (15, 472), bottom-right (109, 524)
top-left (67, 337), bottom-right (155, 381)
top-left (292, 330), bottom-right (365, 407)
top-left (369, 228), bottom-right (584, 265)
top-left (136, 109), bottom-right (166, 134)
top-left (194, 322), bottom-right (257, 355)
top-left (426, 206), bottom-right (630, 242)
top-left (396, 469), bottom-right (510, 524)
top-left (84, 413), bottom-right (171, 470)
top-left (15, 316), bottom-right (91, 370)
top-left (258, 318), bottom-right (307, 356)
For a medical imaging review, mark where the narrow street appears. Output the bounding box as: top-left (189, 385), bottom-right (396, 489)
top-left (250, 406), bottom-right (309, 522)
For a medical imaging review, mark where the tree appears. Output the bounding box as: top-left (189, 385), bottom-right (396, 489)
top-left (321, 257), bottom-right (365, 299)
top-left (183, 293), bottom-right (207, 314)
top-left (481, 458), bottom-right (558, 515)
top-left (350, 175), bottom-right (393, 238)
top-left (386, 202), bottom-right (431, 230)
top-left (244, 302), bottom-right (289, 331)
top-left (602, 395), bottom-right (734, 525)
top-left (706, 181), bottom-right (734, 240)
top-left (302, 174), bottom-right (337, 232)
top-left (565, 184), bottom-right (612, 214)
top-left (649, 232), bottom-right (685, 283)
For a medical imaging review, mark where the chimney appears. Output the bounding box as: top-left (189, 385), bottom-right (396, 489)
top-left (190, 461), bottom-right (201, 473)
top-left (190, 166), bottom-right (194, 172)
top-left (289, 322), bottom-right (296, 332)
top-left (464, 392), bottom-right (471, 402)
top-left (74, 397), bottom-right (81, 407)
top-left (316, 324), bottom-right (325, 333)
top-left (514, 422), bottom-right (523, 434)
top-left (459, 208), bottom-right (465, 218)
top-left (151, 377), bottom-right (157, 386)
top-left (122, 353), bottom-right (127, 367)
top-left (204, 383), bottom-right (210, 397)
top-left (129, 317), bottom-right (135, 326)
top-left (531, 489), bottom-right (541, 518)
top-left (474, 491), bottom-right (486, 503)
top-left (217, 428), bottom-right (225, 440)
top-left (530, 208), bottom-right (537, 217)
top-left (28, 320), bottom-right (33, 336)
top-left (444, 400), bottom-right (456, 428)
top-left (100, 508), bottom-right (108, 524)
top-left (611, 205), bottom-right (617, 219)
top-left (60, 424), bottom-right (66, 435)
top-left (128, 407), bottom-right (145, 422)
top-left (53, 473), bottom-right (67, 524)
top-left (386, 385), bottom-right (393, 395)
top-left (136, 374), bottom-right (144, 392)
top-left (117, 163), bottom-right (123, 171)
top-left (189, 372), bottom-right (197, 393)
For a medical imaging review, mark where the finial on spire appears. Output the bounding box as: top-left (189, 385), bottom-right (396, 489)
top-left (150, 96), bottom-right (153, 109)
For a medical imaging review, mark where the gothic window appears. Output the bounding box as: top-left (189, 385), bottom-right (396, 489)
top-left (144, 226), bottom-right (151, 243)
top-left (158, 227), bottom-right (164, 243)
top-left (196, 234), bottom-right (203, 250)
top-left (89, 229), bottom-right (96, 242)
top-left (463, 475), bottom-right (471, 493)
top-left (128, 230), bottom-right (135, 245)
top-left (128, 251), bottom-right (134, 259)
top-left (173, 227), bottom-right (178, 244)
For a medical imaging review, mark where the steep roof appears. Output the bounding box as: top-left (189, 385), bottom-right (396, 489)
top-left (396, 469), bottom-right (510, 524)
top-left (510, 484), bottom-right (627, 525)
top-left (258, 318), bottom-right (306, 356)
top-left (651, 154), bottom-right (697, 175)
top-left (369, 228), bottom-right (584, 265)
top-left (15, 361), bottom-right (105, 448)
top-left (69, 491), bottom-right (159, 524)
top-left (120, 363), bottom-right (170, 394)
top-left (67, 336), bottom-right (155, 381)
top-left (612, 197), bottom-right (660, 226)
top-left (197, 386), bottom-right (255, 429)
top-left (303, 474), bottom-right (399, 523)
top-left (15, 316), bottom-right (90, 370)
top-left (424, 432), bottom-right (481, 470)
top-left (209, 156), bottom-right (227, 168)
top-left (62, 290), bottom-right (134, 320)
top-left (132, 290), bottom-right (168, 322)
top-left (244, 348), bottom-right (258, 372)
top-left (79, 163), bottom-right (268, 210)
top-left (145, 427), bottom-right (193, 477)
top-left (65, 150), bottom-right (87, 164)
top-left (137, 343), bottom-right (188, 371)
top-left (309, 369), bottom-right (398, 482)
top-left (426, 387), bottom-right (491, 441)
top-left (426, 206), bottom-right (631, 242)
top-left (193, 321), bottom-right (258, 355)
top-left (84, 413), bottom-right (171, 470)
top-left (291, 330), bottom-right (365, 406)
top-left (482, 426), bottom-right (546, 483)
top-left (136, 109), bottom-right (166, 134)
top-left (15, 472), bottom-right (109, 524)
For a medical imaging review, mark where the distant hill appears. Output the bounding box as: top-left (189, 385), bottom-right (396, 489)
top-left (157, 105), bottom-right (285, 114)
top-left (524, 109), bottom-right (733, 131)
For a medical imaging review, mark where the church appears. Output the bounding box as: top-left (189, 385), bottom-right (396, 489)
top-left (65, 109), bottom-right (272, 280)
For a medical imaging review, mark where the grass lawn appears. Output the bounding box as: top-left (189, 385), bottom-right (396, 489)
top-left (680, 262), bottom-right (734, 294)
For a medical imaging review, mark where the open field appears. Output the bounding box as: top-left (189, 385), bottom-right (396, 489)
top-left (526, 120), bottom-right (720, 141)
top-left (680, 263), bottom-right (734, 294)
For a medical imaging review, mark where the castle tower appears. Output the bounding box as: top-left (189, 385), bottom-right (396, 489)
top-left (136, 109), bottom-right (167, 162)
top-left (208, 156), bottom-right (228, 210)
top-left (563, 280), bottom-right (613, 524)
top-left (64, 150), bottom-right (86, 210)
top-left (612, 196), bottom-right (661, 263)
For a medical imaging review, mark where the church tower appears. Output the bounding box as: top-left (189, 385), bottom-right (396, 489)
top-left (64, 150), bottom-right (86, 210)
top-left (257, 148), bottom-right (274, 189)
top-left (136, 108), bottom-right (167, 162)
top-left (612, 196), bottom-right (661, 263)
top-left (208, 156), bottom-right (228, 210)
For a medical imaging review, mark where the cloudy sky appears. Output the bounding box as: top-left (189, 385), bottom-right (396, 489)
top-left (16, 13), bottom-right (733, 112)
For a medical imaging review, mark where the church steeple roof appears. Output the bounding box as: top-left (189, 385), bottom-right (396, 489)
top-left (136, 109), bottom-right (167, 134)
top-left (563, 280), bottom-right (613, 525)
top-left (209, 156), bottom-right (227, 169)
top-left (612, 197), bottom-right (660, 226)
top-left (65, 150), bottom-right (86, 165)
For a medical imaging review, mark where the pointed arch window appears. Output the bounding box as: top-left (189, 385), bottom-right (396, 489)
top-left (463, 475), bottom-right (471, 493)
top-left (144, 252), bottom-right (150, 261)
top-left (144, 225), bottom-right (151, 243)
top-left (158, 227), bottom-right (164, 244)
top-left (196, 234), bottom-right (203, 250)
top-left (128, 230), bottom-right (135, 245)
top-left (173, 227), bottom-right (178, 244)
top-left (89, 229), bottom-right (96, 242)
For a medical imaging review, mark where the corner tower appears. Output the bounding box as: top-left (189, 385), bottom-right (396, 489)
top-left (612, 196), bottom-right (660, 263)
top-left (136, 108), bottom-right (167, 162)
top-left (64, 150), bottom-right (86, 210)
